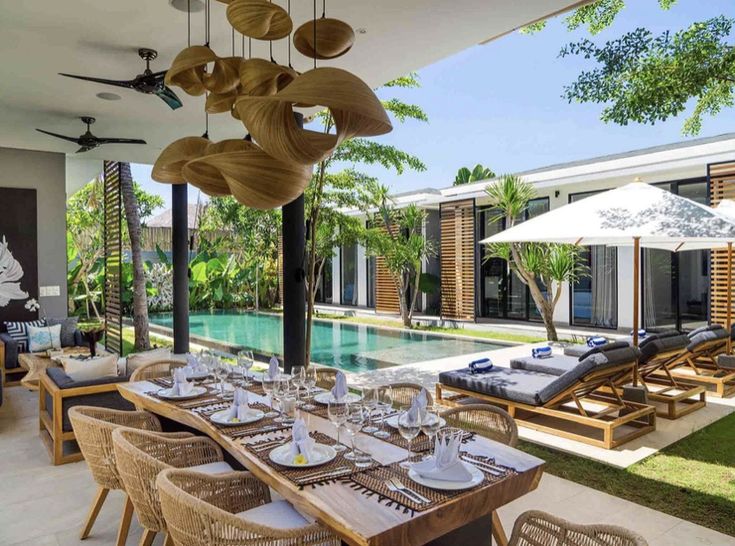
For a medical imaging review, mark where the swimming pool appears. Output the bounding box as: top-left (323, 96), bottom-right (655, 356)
top-left (149, 310), bottom-right (503, 373)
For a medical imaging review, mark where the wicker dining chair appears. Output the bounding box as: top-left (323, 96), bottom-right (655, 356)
top-left (387, 382), bottom-right (434, 408)
top-left (157, 468), bottom-right (342, 546)
top-left (112, 427), bottom-right (233, 546)
top-left (68, 406), bottom-right (162, 546)
top-left (129, 358), bottom-right (188, 382)
top-left (314, 366), bottom-right (340, 390)
top-left (440, 403), bottom-right (518, 546)
top-left (509, 510), bottom-right (648, 546)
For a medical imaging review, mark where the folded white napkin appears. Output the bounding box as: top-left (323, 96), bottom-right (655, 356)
top-left (267, 356), bottom-right (280, 380)
top-left (225, 388), bottom-right (250, 421)
top-left (412, 388), bottom-right (429, 421)
top-left (288, 418), bottom-right (315, 463)
top-left (171, 368), bottom-right (194, 396)
top-left (411, 434), bottom-right (473, 482)
top-left (331, 371), bottom-right (347, 401)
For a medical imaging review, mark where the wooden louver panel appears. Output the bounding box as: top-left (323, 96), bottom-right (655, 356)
top-left (103, 161), bottom-right (123, 356)
top-left (375, 251), bottom-right (400, 314)
top-left (709, 161), bottom-right (735, 328)
top-left (440, 199), bottom-right (475, 321)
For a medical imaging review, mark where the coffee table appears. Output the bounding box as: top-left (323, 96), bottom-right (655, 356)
top-left (18, 347), bottom-right (101, 390)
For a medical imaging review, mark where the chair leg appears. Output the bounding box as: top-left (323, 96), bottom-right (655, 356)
top-left (139, 529), bottom-right (157, 546)
top-left (80, 486), bottom-right (109, 539)
top-left (491, 510), bottom-right (509, 546)
top-left (164, 533), bottom-right (175, 546)
top-left (115, 494), bottom-right (135, 546)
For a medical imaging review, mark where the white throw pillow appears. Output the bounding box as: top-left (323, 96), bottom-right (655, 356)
top-left (27, 324), bottom-right (62, 352)
top-left (60, 354), bottom-right (119, 382)
top-left (125, 347), bottom-right (185, 375)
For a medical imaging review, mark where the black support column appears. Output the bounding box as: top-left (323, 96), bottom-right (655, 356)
top-left (172, 183), bottom-right (190, 354)
top-left (282, 113), bottom-right (306, 373)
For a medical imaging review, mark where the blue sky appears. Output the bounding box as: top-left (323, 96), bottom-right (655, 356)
top-left (135, 0), bottom-right (735, 214)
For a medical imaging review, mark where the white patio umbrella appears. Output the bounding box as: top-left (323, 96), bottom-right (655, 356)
top-left (480, 183), bottom-right (735, 383)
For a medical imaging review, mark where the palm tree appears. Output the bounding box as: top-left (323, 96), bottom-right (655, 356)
top-left (453, 164), bottom-right (496, 186)
top-left (484, 175), bottom-right (587, 341)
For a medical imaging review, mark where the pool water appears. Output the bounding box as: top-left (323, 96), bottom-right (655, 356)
top-left (149, 310), bottom-right (502, 373)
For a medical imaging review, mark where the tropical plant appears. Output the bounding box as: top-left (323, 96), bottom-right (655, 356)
top-left (453, 164), bottom-right (496, 186)
top-left (483, 175), bottom-right (588, 341)
top-left (361, 180), bottom-right (437, 327)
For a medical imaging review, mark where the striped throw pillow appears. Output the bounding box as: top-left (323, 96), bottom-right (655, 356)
top-left (3, 320), bottom-right (46, 353)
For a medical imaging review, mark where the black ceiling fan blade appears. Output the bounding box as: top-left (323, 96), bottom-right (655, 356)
top-left (35, 128), bottom-right (80, 144)
top-left (59, 72), bottom-right (136, 89)
top-left (95, 137), bottom-right (147, 145)
top-left (155, 86), bottom-right (183, 110)
top-left (76, 145), bottom-right (95, 153)
top-left (150, 70), bottom-right (168, 80)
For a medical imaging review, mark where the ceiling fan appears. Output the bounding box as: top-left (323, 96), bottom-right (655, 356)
top-left (36, 117), bottom-right (147, 153)
top-left (59, 48), bottom-right (183, 110)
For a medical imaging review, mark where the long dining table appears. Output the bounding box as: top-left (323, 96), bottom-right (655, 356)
top-left (118, 380), bottom-right (545, 546)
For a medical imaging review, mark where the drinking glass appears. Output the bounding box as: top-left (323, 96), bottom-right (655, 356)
top-left (373, 386), bottom-right (392, 439)
top-left (344, 403), bottom-right (365, 461)
top-left (261, 376), bottom-right (278, 418)
top-left (302, 366), bottom-right (317, 410)
top-left (327, 400), bottom-right (348, 452)
top-left (420, 407), bottom-right (442, 458)
top-left (237, 350), bottom-right (254, 387)
top-left (361, 387), bottom-right (379, 434)
top-left (272, 376), bottom-right (291, 423)
top-left (291, 365), bottom-right (305, 406)
top-left (213, 359), bottom-right (230, 399)
top-left (397, 405), bottom-right (421, 468)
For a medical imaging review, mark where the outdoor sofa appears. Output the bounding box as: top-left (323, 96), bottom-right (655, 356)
top-left (436, 343), bottom-right (656, 449)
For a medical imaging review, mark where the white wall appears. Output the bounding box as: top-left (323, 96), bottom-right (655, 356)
top-left (331, 246), bottom-right (341, 305)
top-left (357, 244), bottom-right (367, 306)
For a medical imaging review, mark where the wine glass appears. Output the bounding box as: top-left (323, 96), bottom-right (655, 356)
top-left (213, 359), bottom-right (229, 399)
top-left (344, 403), bottom-right (365, 461)
top-left (291, 365), bottom-right (305, 406)
top-left (373, 386), bottom-right (392, 439)
top-left (397, 405), bottom-right (421, 468)
top-left (272, 375), bottom-right (290, 423)
top-left (327, 400), bottom-right (348, 452)
top-left (420, 407), bottom-right (442, 458)
top-left (302, 366), bottom-right (317, 410)
top-left (261, 375), bottom-right (278, 418)
top-left (237, 350), bottom-right (254, 387)
top-left (362, 387), bottom-right (379, 434)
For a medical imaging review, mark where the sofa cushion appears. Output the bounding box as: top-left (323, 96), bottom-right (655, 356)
top-left (125, 347), bottom-right (183, 376)
top-left (3, 320), bottom-right (46, 353)
top-left (59, 354), bottom-right (118, 382)
top-left (510, 354), bottom-right (578, 376)
top-left (45, 317), bottom-right (79, 348)
top-left (28, 324), bottom-right (62, 352)
top-left (0, 332), bottom-right (19, 369)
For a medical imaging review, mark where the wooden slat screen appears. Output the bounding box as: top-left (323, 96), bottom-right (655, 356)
top-left (440, 199), bottom-right (476, 321)
top-left (709, 161), bottom-right (735, 327)
top-left (103, 161), bottom-right (123, 355)
top-left (374, 224), bottom-right (401, 314)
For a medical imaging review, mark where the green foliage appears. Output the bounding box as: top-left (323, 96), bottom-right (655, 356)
top-left (453, 164), bottom-right (496, 186)
top-left (484, 174), bottom-right (536, 225)
top-left (418, 273), bottom-right (441, 294)
top-left (381, 72), bottom-right (421, 88)
top-left (561, 17), bottom-right (735, 135)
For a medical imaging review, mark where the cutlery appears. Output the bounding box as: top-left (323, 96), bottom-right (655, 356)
top-left (385, 479), bottom-right (425, 505)
top-left (461, 456), bottom-right (502, 476)
top-left (390, 478), bottom-right (431, 504)
top-left (297, 466), bottom-right (351, 482)
top-left (251, 438), bottom-right (289, 451)
top-left (229, 425), bottom-right (283, 438)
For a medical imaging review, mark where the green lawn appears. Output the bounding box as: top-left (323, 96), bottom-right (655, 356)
top-left (519, 412), bottom-right (735, 537)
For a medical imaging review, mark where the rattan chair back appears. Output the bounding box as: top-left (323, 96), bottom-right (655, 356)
top-left (440, 404), bottom-right (518, 447)
top-left (387, 382), bottom-right (434, 408)
top-left (68, 406), bottom-right (161, 490)
top-left (130, 358), bottom-right (188, 382)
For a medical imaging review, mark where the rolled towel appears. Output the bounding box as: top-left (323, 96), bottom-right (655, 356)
top-left (586, 336), bottom-right (607, 348)
top-left (469, 358), bottom-right (493, 374)
top-left (630, 329), bottom-right (647, 339)
top-left (531, 346), bottom-right (552, 359)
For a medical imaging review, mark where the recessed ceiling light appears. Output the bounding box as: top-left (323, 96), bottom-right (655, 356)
top-left (96, 92), bottom-right (121, 101)
top-left (169, 0), bottom-right (205, 12)
top-left (355, 27), bottom-right (367, 34)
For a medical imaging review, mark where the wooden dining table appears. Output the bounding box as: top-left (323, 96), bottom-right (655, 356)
top-left (118, 381), bottom-right (544, 546)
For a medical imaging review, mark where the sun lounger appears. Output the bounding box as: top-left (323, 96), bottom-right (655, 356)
top-left (436, 344), bottom-right (656, 449)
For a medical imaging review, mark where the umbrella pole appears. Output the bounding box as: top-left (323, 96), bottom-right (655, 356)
top-left (632, 237), bottom-right (640, 386)
top-left (727, 242), bottom-right (733, 354)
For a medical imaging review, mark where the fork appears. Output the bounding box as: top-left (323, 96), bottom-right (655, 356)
top-left (389, 478), bottom-right (430, 504)
top-left (385, 479), bottom-right (421, 505)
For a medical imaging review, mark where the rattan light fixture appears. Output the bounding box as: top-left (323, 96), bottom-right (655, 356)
top-left (226, 0), bottom-right (292, 40)
top-left (165, 46), bottom-right (241, 96)
top-left (151, 136), bottom-right (210, 183)
top-left (293, 18), bottom-right (354, 59)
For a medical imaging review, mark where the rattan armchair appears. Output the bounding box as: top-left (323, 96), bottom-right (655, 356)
top-left (157, 468), bottom-right (342, 546)
top-left (509, 510), bottom-right (648, 546)
top-left (314, 366), bottom-right (340, 390)
top-left (388, 382), bottom-right (434, 408)
top-left (112, 427), bottom-right (231, 546)
top-left (440, 403), bottom-right (517, 546)
top-left (129, 358), bottom-right (188, 382)
top-left (68, 406), bottom-right (162, 546)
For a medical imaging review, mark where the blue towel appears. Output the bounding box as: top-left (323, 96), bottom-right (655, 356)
top-left (469, 358), bottom-right (493, 374)
top-left (586, 336), bottom-right (607, 348)
top-left (531, 346), bottom-right (552, 359)
top-left (630, 329), bottom-right (647, 339)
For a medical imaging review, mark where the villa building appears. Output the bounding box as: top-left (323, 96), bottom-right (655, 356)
top-left (322, 133), bottom-right (735, 332)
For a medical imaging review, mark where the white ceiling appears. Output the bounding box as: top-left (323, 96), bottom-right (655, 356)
top-left (0, 0), bottom-right (584, 167)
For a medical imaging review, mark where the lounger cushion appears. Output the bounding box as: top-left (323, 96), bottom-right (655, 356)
top-left (638, 332), bottom-right (689, 364)
top-left (717, 354), bottom-right (735, 370)
top-left (510, 354), bottom-right (578, 376)
top-left (563, 344), bottom-right (592, 358)
top-left (576, 341), bottom-right (631, 362)
top-left (439, 367), bottom-right (562, 406)
top-left (687, 326), bottom-right (728, 352)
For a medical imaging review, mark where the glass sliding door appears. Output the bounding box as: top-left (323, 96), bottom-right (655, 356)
top-left (341, 244), bottom-right (358, 306)
top-left (366, 255), bottom-right (376, 308)
top-left (677, 182), bottom-right (709, 330)
top-left (643, 249), bottom-right (677, 330)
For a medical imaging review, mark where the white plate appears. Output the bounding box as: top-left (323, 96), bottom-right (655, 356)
top-left (313, 391), bottom-right (362, 404)
top-left (385, 415), bottom-right (446, 430)
top-left (157, 386), bottom-right (208, 400)
top-left (268, 442), bottom-right (337, 468)
top-left (249, 371), bottom-right (264, 382)
top-left (185, 371), bottom-right (209, 380)
top-left (210, 408), bottom-right (264, 426)
top-left (408, 462), bottom-right (484, 491)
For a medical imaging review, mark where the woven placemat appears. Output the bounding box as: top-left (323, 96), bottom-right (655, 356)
top-left (348, 455), bottom-right (517, 515)
top-left (203, 403), bottom-right (294, 438)
top-left (144, 388), bottom-right (223, 410)
top-left (243, 431), bottom-right (378, 488)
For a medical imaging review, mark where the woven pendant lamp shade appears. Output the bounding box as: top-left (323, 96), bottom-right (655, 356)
top-left (166, 46), bottom-right (241, 97)
top-left (206, 89), bottom-right (239, 114)
top-left (181, 139), bottom-right (255, 195)
top-left (293, 18), bottom-right (355, 60)
top-left (152, 136), bottom-right (210, 183)
top-left (239, 58), bottom-right (298, 97)
top-left (226, 0), bottom-right (293, 40)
